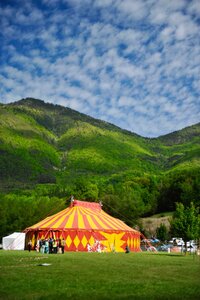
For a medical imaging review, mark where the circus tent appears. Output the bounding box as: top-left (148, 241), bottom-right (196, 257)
top-left (24, 199), bottom-right (140, 252)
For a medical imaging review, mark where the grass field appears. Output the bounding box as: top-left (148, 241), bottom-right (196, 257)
top-left (0, 251), bottom-right (200, 300)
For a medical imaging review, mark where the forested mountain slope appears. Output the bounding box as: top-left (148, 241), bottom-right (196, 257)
top-left (0, 98), bottom-right (199, 238)
top-left (0, 98), bottom-right (160, 185)
top-left (2, 98), bottom-right (199, 180)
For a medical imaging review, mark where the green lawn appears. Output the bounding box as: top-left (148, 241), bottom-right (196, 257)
top-left (0, 251), bottom-right (199, 300)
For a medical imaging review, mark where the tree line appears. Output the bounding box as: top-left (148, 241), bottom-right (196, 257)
top-left (0, 168), bottom-right (200, 241)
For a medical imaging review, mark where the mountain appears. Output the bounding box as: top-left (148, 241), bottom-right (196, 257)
top-left (0, 98), bottom-right (155, 184)
top-left (0, 98), bottom-right (199, 237)
top-left (0, 98), bottom-right (199, 183)
top-left (156, 123), bottom-right (200, 171)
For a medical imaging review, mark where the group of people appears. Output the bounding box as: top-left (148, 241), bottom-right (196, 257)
top-left (27, 238), bottom-right (130, 254)
top-left (28, 238), bottom-right (66, 254)
top-left (87, 240), bottom-right (106, 253)
top-left (86, 240), bottom-right (131, 253)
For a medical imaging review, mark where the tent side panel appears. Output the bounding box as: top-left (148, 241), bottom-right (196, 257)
top-left (25, 229), bottom-right (140, 252)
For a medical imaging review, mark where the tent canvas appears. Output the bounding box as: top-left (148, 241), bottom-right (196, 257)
top-left (3, 232), bottom-right (25, 250)
top-left (25, 200), bottom-right (141, 252)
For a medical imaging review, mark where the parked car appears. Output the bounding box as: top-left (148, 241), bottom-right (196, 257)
top-left (157, 244), bottom-right (173, 252)
top-left (168, 238), bottom-right (198, 253)
top-left (169, 237), bottom-right (184, 246)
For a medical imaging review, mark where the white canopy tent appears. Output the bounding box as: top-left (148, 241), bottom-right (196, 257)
top-left (2, 232), bottom-right (25, 250)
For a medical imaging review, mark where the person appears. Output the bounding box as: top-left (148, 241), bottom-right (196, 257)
top-left (111, 243), bottom-right (116, 253)
top-left (87, 243), bottom-right (92, 252)
top-left (61, 238), bottom-right (66, 254)
top-left (28, 240), bottom-right (32, 252)
top-left (58, 239), bottom-right (62, 253)
top-left (53, 239), bottom-right (57, 254)
top-left (39, 239), bottom-right (43, 252)
top-left (45, 239), bottom-right (49, 254)
top-left (49, 237), bottom-right (53, 254)
top-left (35, 240), bottom-right (39, 252)
top-left (40, 239), bottom-right (45, 254)
top-left (125, 245), bottom-right (130, 253)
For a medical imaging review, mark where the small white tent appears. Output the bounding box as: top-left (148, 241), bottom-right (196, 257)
top-left (2, 232), bottom-right (25, 250)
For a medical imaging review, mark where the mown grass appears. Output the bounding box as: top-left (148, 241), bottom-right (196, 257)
top-left (0, 251), bottom-right (200, 300)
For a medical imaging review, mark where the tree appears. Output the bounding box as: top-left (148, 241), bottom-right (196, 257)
top-left (171, 202), bottom-right (200, 252)
top-left (156, 223), bottom-right (168, 242)
top-left (70, 178), bottom-right (99, 201)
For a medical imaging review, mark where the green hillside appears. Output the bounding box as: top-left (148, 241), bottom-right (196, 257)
top-left (3, 98), bottom-right (161, 180)
top-left (157, 123), bottom-right (200, 170)
top-left (0, 103), bottom-right (59, 185)
top-left (0, 98), bottom-right (199, 239)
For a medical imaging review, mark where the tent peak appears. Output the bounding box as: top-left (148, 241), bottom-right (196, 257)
top-left (71, 200), bottom-right (102, 210)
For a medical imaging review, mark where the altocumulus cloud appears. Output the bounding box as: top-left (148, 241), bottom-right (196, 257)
top-left (0, 0), bottom-right (200, 137)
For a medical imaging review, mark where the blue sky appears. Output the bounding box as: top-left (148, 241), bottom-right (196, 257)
top-left (0, 0), bottom-right (200, 137)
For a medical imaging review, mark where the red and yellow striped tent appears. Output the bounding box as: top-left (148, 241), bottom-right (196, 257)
top-left (25, 200), bottom-right (140, 252)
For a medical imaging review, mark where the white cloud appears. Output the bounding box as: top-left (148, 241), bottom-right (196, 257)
top-left (187, 0), bottom-right (200, 17)
top-left (118, 96), bottom-right (136, 107)
top-left (116, 0), bottom-right (148, 20)
top-left (0, 0), bottom-right (199, 137)
top-left (95, 0), bottom-right (114, 8)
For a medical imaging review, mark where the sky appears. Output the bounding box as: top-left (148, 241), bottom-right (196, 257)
top-left (0, 0), bottom-right (200, 137)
